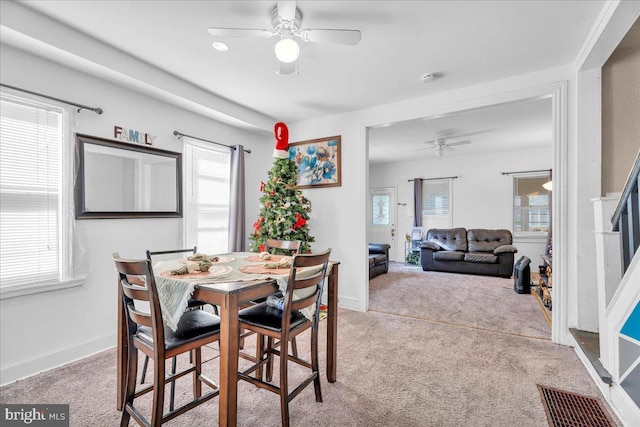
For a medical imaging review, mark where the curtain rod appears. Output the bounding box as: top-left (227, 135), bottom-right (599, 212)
top-left (0, 83), bottom-right (103, 114)
top-left (408, 176), bottom-right (458, 182)
top-left (501, 169), bottom-right (551, 175)
top-left (173, 131), bottom-right (251, 153)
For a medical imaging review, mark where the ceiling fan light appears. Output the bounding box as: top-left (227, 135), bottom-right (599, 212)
top-left (212, 41), bottom-right (229, 52)
top-left (275, 38), bottom-right (299, 63)
top-left (543, 180), bottom-right (552, 191)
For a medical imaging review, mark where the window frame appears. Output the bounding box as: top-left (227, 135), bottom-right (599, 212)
top-left (0, 91), bottom-right (82, 300)
top-left (182, 137), bottom-right (231, 254)
top-left (421, 178), bottom-right (453, 230)
top-left (511, 171), bottom-right (551, 240)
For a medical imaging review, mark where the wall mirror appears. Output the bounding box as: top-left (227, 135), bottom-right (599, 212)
top-left (75, 134), bottom-right (182, 219)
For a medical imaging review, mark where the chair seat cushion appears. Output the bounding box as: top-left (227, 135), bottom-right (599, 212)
top-left (368, 257), bottom-right (376, 268)
top-left (137, 310), bottom-right (220, 350)
top-left (433, 251), bottom-right (465, 261)
top-left (238, 302), bottom-right (308, 332)
top-left (464, 252), bottom-right (498, 264)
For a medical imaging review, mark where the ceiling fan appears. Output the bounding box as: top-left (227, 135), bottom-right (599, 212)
top-left (207, 0), bottom-right (362, 75)
top-left (417, 137), bottom-right (472, 157)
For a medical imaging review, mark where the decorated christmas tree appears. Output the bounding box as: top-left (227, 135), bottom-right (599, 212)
top-left (249, 122), bottom-right (315, 253)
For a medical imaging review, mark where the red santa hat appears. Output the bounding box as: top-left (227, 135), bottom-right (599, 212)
top-left (273, 122), bottom-right (289, 159)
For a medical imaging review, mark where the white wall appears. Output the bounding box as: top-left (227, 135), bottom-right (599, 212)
top-left (370, 147), bottom-right (553, 265)
top-left (0, 45), bottom-right (270, 385)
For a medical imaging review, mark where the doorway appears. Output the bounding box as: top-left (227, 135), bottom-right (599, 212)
top-left (368, 187), bottom-right (397, 261)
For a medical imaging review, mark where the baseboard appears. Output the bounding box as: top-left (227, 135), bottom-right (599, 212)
top-left (0, 334), bottom-right (116, 386)
top-left (337, 295), bottom-right (363, 312)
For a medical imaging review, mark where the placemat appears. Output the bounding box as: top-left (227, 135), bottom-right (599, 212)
top-left (243, 254), bottom-right (285, 262)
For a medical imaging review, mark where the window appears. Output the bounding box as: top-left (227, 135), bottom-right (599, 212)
top-left (184, 139), bottom-right (231, 254)
top-left (0, 94), bottom-right (77, 296)
top-left (422, 179), bottom-right (452, 229)
top-left (371, 193), bottom-right (391, 226)
top-left (513, 173), bottom-right (550, 235)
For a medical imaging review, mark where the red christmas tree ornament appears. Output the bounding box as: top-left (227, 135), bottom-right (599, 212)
top-left (273, 122), bottom-right (290, 159)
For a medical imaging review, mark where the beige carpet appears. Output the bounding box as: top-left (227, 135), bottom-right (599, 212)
top-left (369, 263), bottom-right (551, 340)
top-left (0, 263), bottom-right (619, 426)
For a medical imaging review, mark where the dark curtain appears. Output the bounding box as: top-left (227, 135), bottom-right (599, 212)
top-left (228, 144), bottom-right (245, 251)
top-left (413, 178), bottom-right (423, 227)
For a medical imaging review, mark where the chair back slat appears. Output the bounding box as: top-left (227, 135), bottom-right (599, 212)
top-left (291, 293), bottom-right (318, 312)
top-left (266, 239), bottom-right (301, 254)
top-left (292, 273), bottom-right (324, 291)
top-left (121, 280), bottom-right (150, 301)
top-left (127, 303), bottom-right (153, 328)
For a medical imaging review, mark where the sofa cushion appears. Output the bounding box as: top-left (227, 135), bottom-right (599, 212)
top-left (427, 228), bottom-right (468, 252)
top-left (467, 229), bottom-right (512, 252)
top-left (433, 251), bottom-right (465, 262)
top-left (421, 241), bottom-right (441, 251)
top-left (464, 252), bottom-right (498, 264)
top-left (368, 257), bottom-right (376, 268)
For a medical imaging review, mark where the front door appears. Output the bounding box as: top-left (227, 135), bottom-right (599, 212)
top-left (368, 187), bottom-right (396, 261)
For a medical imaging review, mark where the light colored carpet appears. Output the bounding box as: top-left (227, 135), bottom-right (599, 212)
top-left (370, 262), bottom-right (550, 340)
top-left (0, 263), bottom-right (619, 426)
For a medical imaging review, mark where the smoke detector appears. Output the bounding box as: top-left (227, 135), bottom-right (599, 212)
top-left (421, 73), bottom-right (439, 83)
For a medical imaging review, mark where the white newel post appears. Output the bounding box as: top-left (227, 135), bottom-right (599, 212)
top-left (592, 195), bottom-right (622, 371)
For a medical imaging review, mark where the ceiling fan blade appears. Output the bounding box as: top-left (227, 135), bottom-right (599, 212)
top-left (442, 146), bottom-right (455, 151)
top-left (276, 60), bottom-right (298, 75)
top-left (445, 140), bottom-right (471, 146)
top-left (277, 0), bottom-right (297, 22)
top-left (208, 28), bottom-right (275, 38)
top-left (299, 29), bottom-right (361, 45)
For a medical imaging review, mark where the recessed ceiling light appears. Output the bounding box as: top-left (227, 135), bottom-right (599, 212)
top-left (212, 41), bottom-right (229, 52)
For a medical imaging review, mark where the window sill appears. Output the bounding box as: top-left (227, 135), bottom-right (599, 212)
top-left (513, 234), bottom-right (548, 244)
top-left (0, 278), bottom-right (85, 300)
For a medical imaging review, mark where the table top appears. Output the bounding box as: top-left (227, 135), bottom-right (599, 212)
top-left (153, 252), bottom-right (329, 330)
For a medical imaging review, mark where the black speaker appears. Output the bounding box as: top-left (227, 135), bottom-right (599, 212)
top-left (513, 256), bottom-right (531, 294)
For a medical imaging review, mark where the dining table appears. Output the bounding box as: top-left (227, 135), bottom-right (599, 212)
top-left (116, 252), bottom-right (340, 427)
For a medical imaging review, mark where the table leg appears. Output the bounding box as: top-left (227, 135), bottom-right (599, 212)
top-left (218, 294), bottom-right (240, 427)
top-left (327, 263), bottom-right (339, 383)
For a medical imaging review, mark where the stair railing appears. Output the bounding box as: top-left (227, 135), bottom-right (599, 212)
top-left (611, 148), bottom-right (640, 274)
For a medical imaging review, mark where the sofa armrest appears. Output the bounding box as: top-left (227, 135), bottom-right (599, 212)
top-left (494, 244), bottom-right (517, 255)
top-left (421, 241), bottom-right (441, 251)
top-left (369, 243), bottom-right (391, 255)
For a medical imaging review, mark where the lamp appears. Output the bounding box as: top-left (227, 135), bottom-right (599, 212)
top-left (543, 180), bottom-right (552, 191)
top-left (274, 37), bottom-right (299, 63)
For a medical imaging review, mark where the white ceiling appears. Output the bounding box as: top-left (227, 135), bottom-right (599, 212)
top-left (368, 95), bottom-right (553, 164)
top-left (7, 0), bottom-right (605, 162)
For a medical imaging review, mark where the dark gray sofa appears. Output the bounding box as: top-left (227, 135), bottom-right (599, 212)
top-left (420, 228), bottom-right (517, 278)
top-left (369, 243), bottom-right (390, 279)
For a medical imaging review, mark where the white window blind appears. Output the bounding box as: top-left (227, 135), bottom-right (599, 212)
top-left (513, 173), bottom-right (550, 234)
top-left (0, 96), bottom-right (63, 288)
top-left (184, 139), bottom-right (231, 254)
top-left (422, 179), bottom-right (451, 230)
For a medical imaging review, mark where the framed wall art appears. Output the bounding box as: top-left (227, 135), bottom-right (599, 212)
top-left (288, 135), bottom-right (341, 189)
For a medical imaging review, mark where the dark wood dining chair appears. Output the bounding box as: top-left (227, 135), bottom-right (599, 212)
top-left (240, 239), bottom-right (303, 363)
top-left (237, 248), bottom-right (331, 427)
top-left (113, 253), bottom-right (220, 427)
top-left (142, 247), bottom-right (219, 411)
